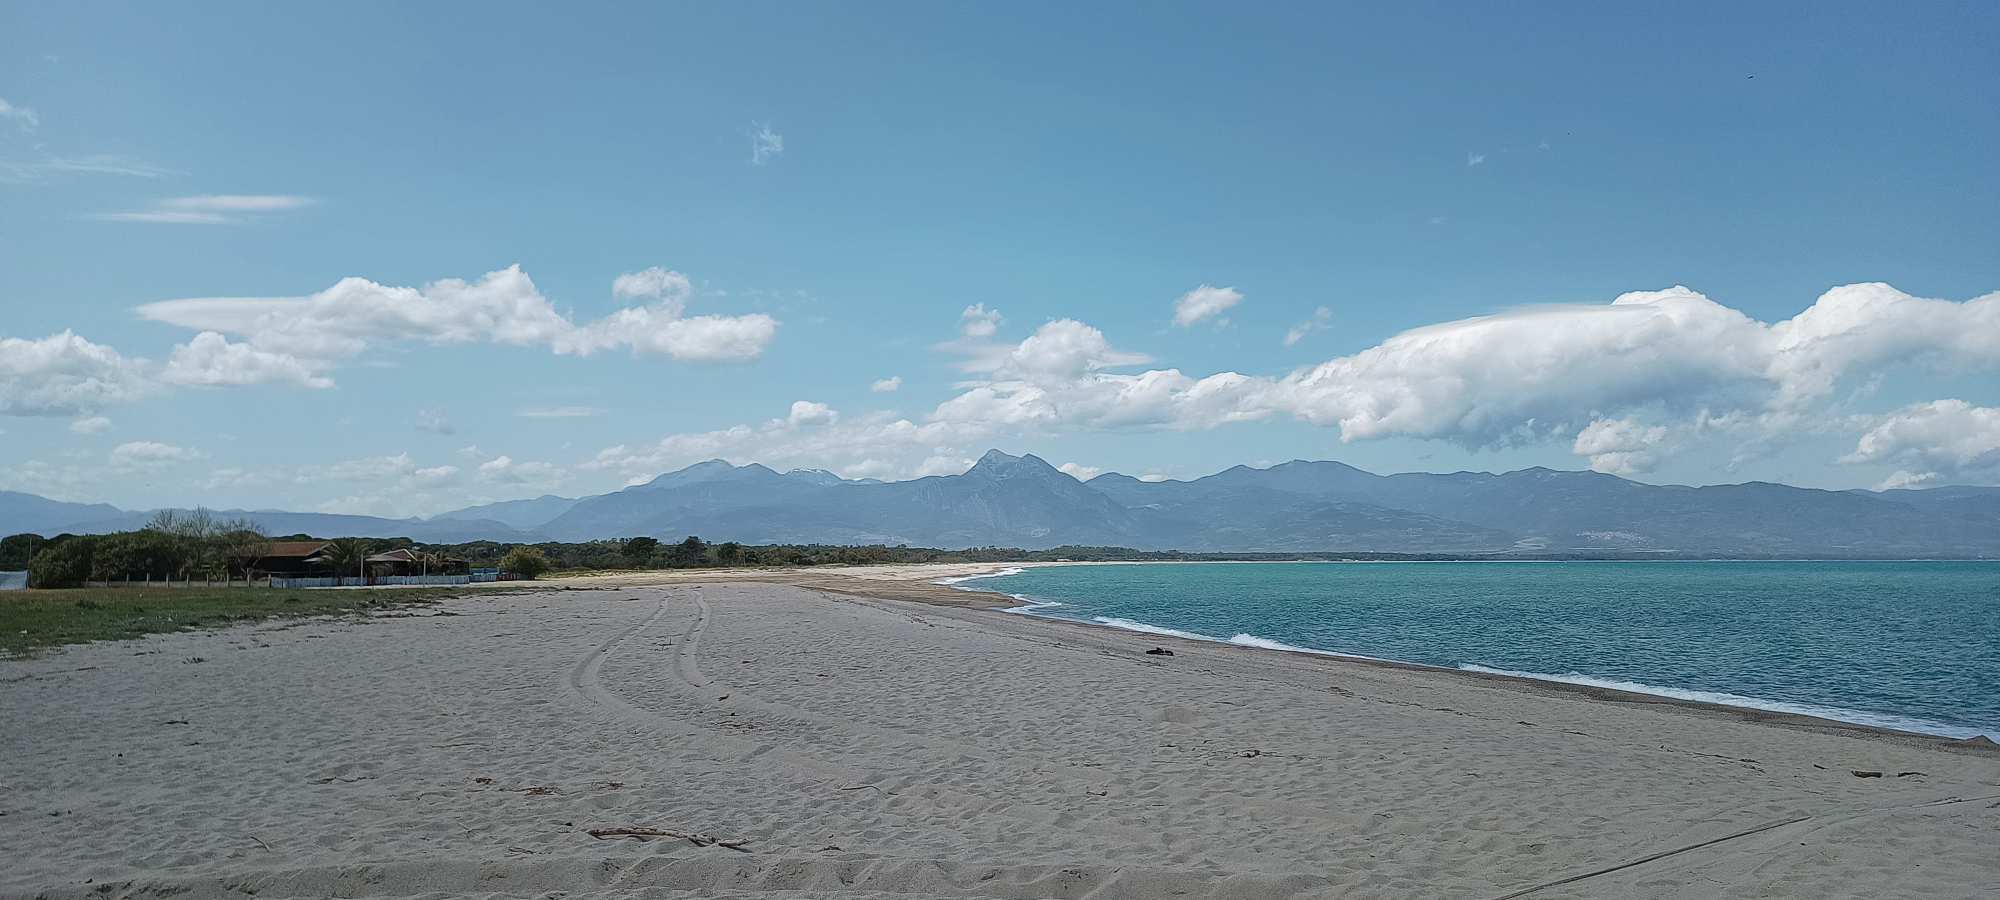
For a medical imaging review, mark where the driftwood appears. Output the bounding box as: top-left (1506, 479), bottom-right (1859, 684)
top-left (585, 827), bottom-right (752, 852)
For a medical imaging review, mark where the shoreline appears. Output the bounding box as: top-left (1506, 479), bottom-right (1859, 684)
top-left (808, 562), bottom-right (2000, 754)
top-left (6, 578), bottom-right (1997, 898)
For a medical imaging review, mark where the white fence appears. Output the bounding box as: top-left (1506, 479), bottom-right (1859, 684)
top-left (270, 574), bottom-right (472, 589)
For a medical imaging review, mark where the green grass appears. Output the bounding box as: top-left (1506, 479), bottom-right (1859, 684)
top-left (0, 587), bottom-right (483, 657)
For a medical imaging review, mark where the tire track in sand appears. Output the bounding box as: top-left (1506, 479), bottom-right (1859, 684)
top-left (672, 590), bottom-right (713, 688)
top-left (565, 590), bottom-right (858, 781)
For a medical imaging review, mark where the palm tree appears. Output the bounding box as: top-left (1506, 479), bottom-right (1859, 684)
top-left (319, 538), bottom-right (372, 585)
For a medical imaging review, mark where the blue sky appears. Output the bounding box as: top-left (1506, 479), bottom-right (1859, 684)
top-left (3, 1), bottom-right (1998, 517)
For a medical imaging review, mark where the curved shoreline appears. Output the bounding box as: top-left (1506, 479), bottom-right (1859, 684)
top-left (911, 564), bottom-right (2000, 754)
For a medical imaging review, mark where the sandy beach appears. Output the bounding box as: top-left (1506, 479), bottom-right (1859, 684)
top-left (4, 571), bottom-right (1998, 899)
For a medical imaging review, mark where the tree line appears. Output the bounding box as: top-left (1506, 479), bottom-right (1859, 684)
top-left (5, 509), bottom-right (276, 589)
top-left (7, 522), bottom-right (1661, 590)
top-left (1, 520), bottom-right (1195, 589)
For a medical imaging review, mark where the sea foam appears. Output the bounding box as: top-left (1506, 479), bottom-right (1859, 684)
top-left (1089, 617), bottom-right (1220, 642)
top-left (932, 566), bottom-right (1026, 585)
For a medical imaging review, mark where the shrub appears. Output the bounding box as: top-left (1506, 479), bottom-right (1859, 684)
top-left (501, 546), bottom-right (550, 580)
top-left (28, 538), bottom-right (95, 589)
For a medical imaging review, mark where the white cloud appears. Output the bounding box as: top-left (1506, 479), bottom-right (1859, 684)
top-left (611, 266), bottom-right (692, 314)
top-left (750, 122), bottom-right (784, 165)
top-left (516, 406), bottom-right (605, 418)
top-left (962, 319), bottom-right (1152, 381)
top-left (927, 282), bottom-right (2000, 473)
top-left (579, 280), bottom-right (1999, 488)
top-left (1283, 307), bottom-right (1332, 347)
top-left (416, 407), bottom-right (455, 435)
top-left (0, 459), bottom-right (96, 498)
top-left (0, 331), bottom-right (151, 416)
top-left (161, 332), bottom-right (335, 389)
top-left (585, 403), bottom-right (991, 484)
top-left (138, 264), bottom-right (781, 370)
top-left (0, 97), bottom-right (40, 130)
top-left (221, 451), bottom-right (483, 518)
top-left (95, 194), bottom-right (313, 225)
top-left (0, 154), bottom-right (173, 184)
top-left (410, 464), bottom-right (460, 486)
top-left (1057, 462), bottom-right (1103, 481)
top-left (1172, 284), bottom-right (1244, 327)
top-left (1763, 283), bottom-right (2000, 407)
top-left (69, 416), bottom-right (112, 435)
top-left (110, 441), bottom-right (202, 470)
top-left (570, 312), bottom-right (779, 362)
top-left (478, 454), bottom-right (566, 486)
top-left (1274, 286), bottom-right (1804, 445)
top-left (785, 400), bottom-right (838, 428)
top-left (1466, 152), bottom-right (1486, 167)
top-left (310, 452), bottom-right (423, 483)
top-left (167, 195), bottom-right (312, 212)
top-left (1842, 399), bottom-right (2000, 487)
top-left (959, 304), bottom-right (1002, 338)
top-left (1874, 470), bottom-right (1938, 491)
top-left (1571, 418), bottom-right (1671, 475)
top-left (871, 376), bottom-right (903, 393)
top-left (932, 320), bottom-right (1255, 432)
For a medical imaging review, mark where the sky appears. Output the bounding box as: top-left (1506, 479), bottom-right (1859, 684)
top-left (3, 1), bottom-right (1998, 518)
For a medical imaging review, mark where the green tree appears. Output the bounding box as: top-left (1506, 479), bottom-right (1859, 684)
top-left (501, 546), bottom-right (550, 580)
top-left (667, 535), bottom-right (709, 568)
top-left (714, 541), bottom-right (743, 566)
top-left (621, 536), bottom-right (660, 567)
top-left (0, 533), bottom-right (44, 570)
top-left (90, 530), bottom-right (184, 581)
top-left (28, 538), bottom-right (95, 588)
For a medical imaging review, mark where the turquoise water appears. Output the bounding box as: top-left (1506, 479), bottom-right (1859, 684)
top-left (965, 562), bottom-right (2000, 739)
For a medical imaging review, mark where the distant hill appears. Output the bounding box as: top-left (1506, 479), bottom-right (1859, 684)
top-left (0, 491), bottom-right (122, 537)
top-left (430, 494), bottom-right (579, 531)
top-left (4, 454), bottom-right (1996, 557)
top-left (1, 495), bottom-right (541, 544)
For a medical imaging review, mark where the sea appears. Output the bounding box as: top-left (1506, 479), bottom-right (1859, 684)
top-left (952, 561), bottom-right (2000, 740)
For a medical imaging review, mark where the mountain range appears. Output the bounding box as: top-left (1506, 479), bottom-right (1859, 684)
top-left (4, 450), bottom-right (1997, 557)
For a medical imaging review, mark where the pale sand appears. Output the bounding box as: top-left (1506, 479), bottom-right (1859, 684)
top-left (4, 574), bottom-right (1998, 899)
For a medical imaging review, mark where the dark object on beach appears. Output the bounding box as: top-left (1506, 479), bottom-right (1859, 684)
top-left (1896, 771), bottom-right (1927, 778)
top-left (1851, 770), bottom-right (1883, 778)
top-left (586, 827), bottom-right (751, 852)
top-left (1145, 647), bottom-right (1174, 656)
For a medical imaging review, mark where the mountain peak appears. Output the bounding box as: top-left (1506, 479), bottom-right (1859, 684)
top-left (967, 449), bottom-right (1063, 480)
top-left (640, 459), bottom-right (751, 489)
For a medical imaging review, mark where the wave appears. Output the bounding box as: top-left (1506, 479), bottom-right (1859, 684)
top-left (1000, 594), bottom-right (1065, 614)
top-left (1225, 633), bottom-right (1389, 663)
top-left (932, 566), bottom-right (1025, 586)
top-left (1089, 617), bottom-right (1221, 642)
top-left (1457, 664), bottom-right (1995, 740)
